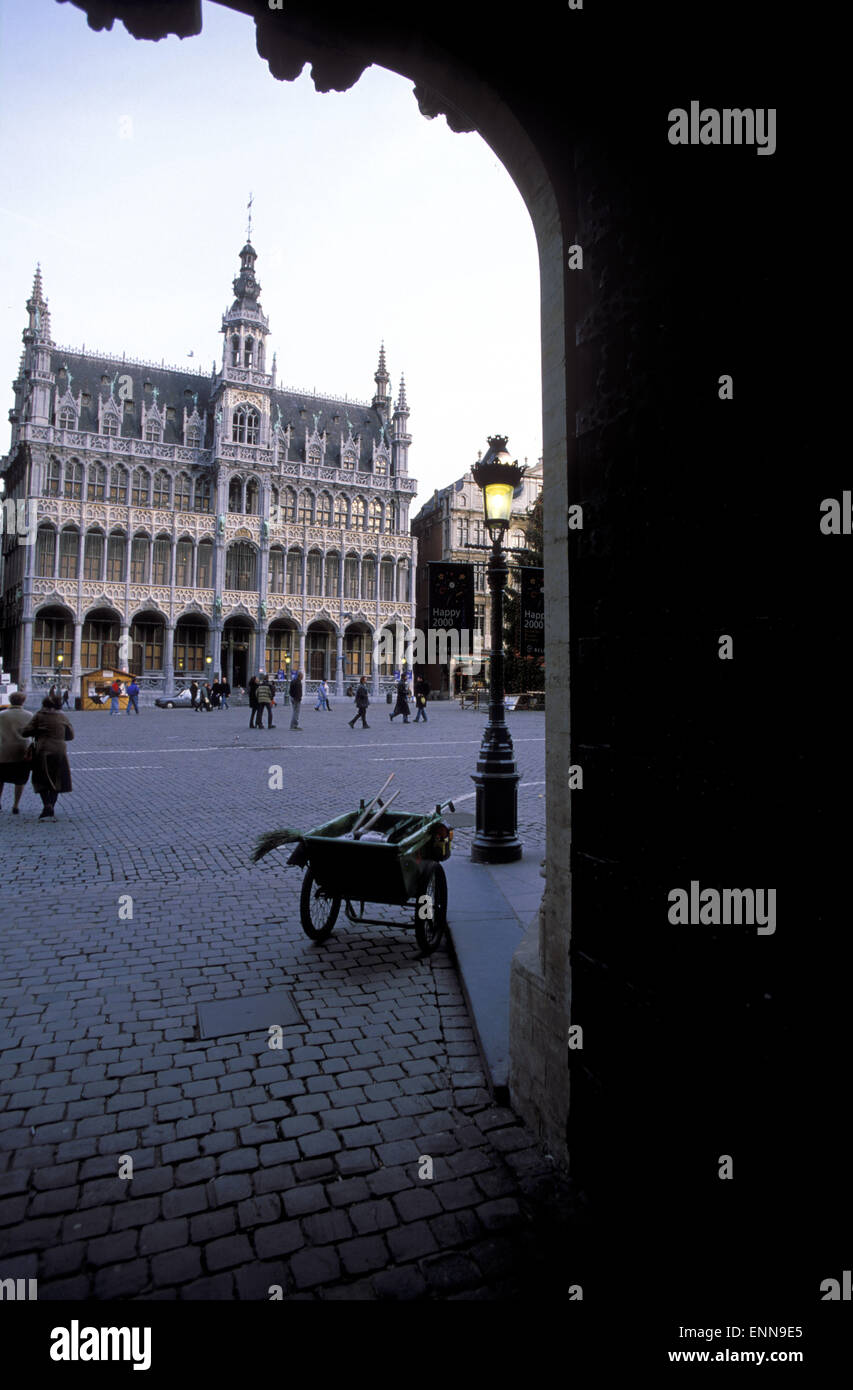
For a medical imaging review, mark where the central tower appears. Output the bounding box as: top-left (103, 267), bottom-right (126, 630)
top-left (221, 240), bottom-right (270, 375)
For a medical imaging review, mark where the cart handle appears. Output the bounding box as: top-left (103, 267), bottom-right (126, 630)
top-left (392, 801), bottom-right (456, 854)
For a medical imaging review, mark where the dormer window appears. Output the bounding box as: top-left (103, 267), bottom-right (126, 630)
top-left (103, 416), bottom-right (119, 437)
top-left (342, 451), bottom-right (355, 470)
top-left (187, 425), bottom-right (201, 448)
top-left (145, 423), bottom-right (162, 443)
top-left (375, 456), bottom-right (387, 475)
top-left (58, 407), bottom-right (76, 431)
top-left (232, 406), bottom-right (259, 445)
top-left (308, 447), bottom-right (321, 467)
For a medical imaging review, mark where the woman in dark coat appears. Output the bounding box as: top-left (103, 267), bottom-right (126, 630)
top-left (0, 691), bottom-right (32, 814)
top-left (389, 677), bottom-right (411, 723)
top-left (20, 696), bottom-right (73, 820)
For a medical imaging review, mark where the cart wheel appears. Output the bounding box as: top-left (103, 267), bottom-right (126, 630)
top-left (300, 869), bottom-right (341, 942)
top-left (415, 863), bottom-right (447, 954)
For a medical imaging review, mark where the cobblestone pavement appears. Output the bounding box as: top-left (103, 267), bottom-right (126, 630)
top-left (0, 703), bottom-right (583, 1300)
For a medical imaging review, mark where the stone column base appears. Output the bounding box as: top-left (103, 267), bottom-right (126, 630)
top-left (509, 903), bottom-right (570, 1170)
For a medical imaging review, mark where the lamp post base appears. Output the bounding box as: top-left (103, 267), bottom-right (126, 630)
top-left (470, 762), bottom-right (522, 863)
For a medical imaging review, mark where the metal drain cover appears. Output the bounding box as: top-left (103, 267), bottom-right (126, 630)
top-left (197, 990), bottom-right (304, 1040)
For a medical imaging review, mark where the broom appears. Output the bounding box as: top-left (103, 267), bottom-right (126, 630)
top-left (251, 828), bottom-right (304, 862)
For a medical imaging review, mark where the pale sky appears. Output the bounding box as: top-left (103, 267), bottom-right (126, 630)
top-left (0, 0), bottom-right (542, 507)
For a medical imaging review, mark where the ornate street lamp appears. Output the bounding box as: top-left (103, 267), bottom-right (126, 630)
top-left (470, 436), bottom-right (524, 863)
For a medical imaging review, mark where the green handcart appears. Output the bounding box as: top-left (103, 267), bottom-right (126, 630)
top-left (252, 776), bottom-right (458, 954)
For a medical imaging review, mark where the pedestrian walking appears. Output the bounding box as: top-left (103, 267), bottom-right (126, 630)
top-left (348, 676), bottom-right (371, 729)
top-left (109, 677), bottom-right (121, 715)
top-left (126, 677), bottom-right (140, 715)
top-left (248, 675), bottom-right (260, 727)
top-left (220, 676), bottom-right (230, 711)
top-left (256, 673), bottom-right (275, 728)
top-left (289, 670), bottom-right (303, 730)
top-left (414, 675), bottom-right (430, 722)
top-left (61, 688), bottom-right (70, 708)
top-left (20, 695), bottom-right (73, 820)
top-left (314, 678), bottom-right (331, 711)
top-left (389, 675), bottom-right (411, 723)
top-left (0, 691), bottom-right (32, 815)
top-left (199, 682), bottom-right (214, 712)
top-left (190, 679), bottom-right (199, 711)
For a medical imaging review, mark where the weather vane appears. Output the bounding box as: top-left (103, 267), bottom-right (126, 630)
top-left (247, 191), bottom-right (254, 243)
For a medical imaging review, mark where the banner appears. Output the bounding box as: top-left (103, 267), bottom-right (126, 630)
top-left (428, 562), bottom-right (474, 635)
top-left (520, 566), bottom-right (545, 669)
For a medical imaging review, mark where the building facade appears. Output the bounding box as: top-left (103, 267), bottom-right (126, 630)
top-left (0, 246), bottom-right (417, 699)
top-left (411, 457), bottom-right (543, 694)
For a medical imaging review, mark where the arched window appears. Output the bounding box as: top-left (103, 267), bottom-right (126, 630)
top-left (225, 542), bottom-right (257, 591)
top-left (58, 407), bottom-right (75, 431)
top-left (386, 501), bottom-right (397, 534)
top-left (64, 460), bottom-right (83, 500)
top-left (35, 526), bottom-right (56, 577)
top-left (175, 538), bottom-right (193, 587)
top-left (369, 500), bottom-right (382, 533)
top-left (307, 550), bottom-right (322, 596)
top-left (174, 622), bottom-right (207, 674)
top-left (318, 492), bottom-right (333, 527)
top-left (344, 554), bottom-right (359, 599)
top-left (244, 337), bottom-right (254, 368)
top-left (109, 466), bottom-right (128, 504)
top-left (130, 618), bottom-right (164, 672)
top-left (231, 407), bottom-right (260, 445)
top-left (45, 457), bottom-right (61, 497)
top-left (107, 532), bottom-right (126, 583)
top-left (144, 422), bottom-right (161, 443)
top-left (286, 549), bottom-right (303, 595)
top-left (362, 555), bottom-right (376, 600)
top-left (380, 559), bottom-right (395, 601)
top-left (103, 413), bottom-right (119, 438)
top-left (245, 478), bottom-right (260, 515)
top-left (282, 488), bottom-right (297, 523)
top-left (196, 541), bottom-right (213, 588)
top-left (268, 547), bottom-right (285, 593)
top-left (83, 531), bottom-right (105, 581)
top-left (396, 559), bottom-right (410, 603)
top-left (270, 485), bottom-right (280, 521)
top-left (174, 473), bottom-right (191, 510)
top-left (59, 527), bottom-right (79, 579)
top-left (131, 468), bottom-right (150, 506)
top-left (33, 614), bottom-right (72, 668)
top-left (152, 536), bottom-right (171, 585)
top-left (87, 464), bottom-right (106, 502)
top-left (131, 534), bottom-right (150, 583)
top-left (228, 477), bottom-right (244, 513)
top-left (352, 497), bottom-right (366, 530)
top-left (81, 617), bottom-right (120, 670)
top-left (153, 471), bottom-right (171, 509)
top-left (186, 424), bottom-right (202, 448)
top-left (298, 491), bottom-right (314, 525)
top-left (194, 477), bottom-right (212, 513)
top-left (231, 335), bottom-right (240, 366)
top-left (324, 552), bottom-right (340, 598)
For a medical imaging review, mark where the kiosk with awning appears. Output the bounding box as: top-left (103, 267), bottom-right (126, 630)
top-left (81, 668), bottom-right (134, 711)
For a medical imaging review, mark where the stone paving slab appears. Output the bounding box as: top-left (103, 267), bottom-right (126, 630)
top-left (0, 704), bottom-right (584, 1298)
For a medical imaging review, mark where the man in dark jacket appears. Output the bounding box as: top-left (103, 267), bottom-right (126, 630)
top-left (256, 673), bottom-right (275, 728)
top-left (248, 675), bottom-right (260, 728)
top-left (220, 676), bottom-right (230, 711)
top-left (349, 677), bottom-right (370, 729)
top-left (289, 670), bottom-right (303, 731)
top-left (190, 679), bottom-right (199, 711)
top-left (414, 675), bottom-right (430, 723)
top-left (389, 676), bottom-right (411, 723)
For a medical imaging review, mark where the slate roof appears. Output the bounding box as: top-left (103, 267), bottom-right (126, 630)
top-left (48, 349), bottom-right (394, 468)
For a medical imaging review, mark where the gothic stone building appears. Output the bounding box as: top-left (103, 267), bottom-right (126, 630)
top-left (411, 458), bottom-right (543, 694)
top-left (0, 245), bottom-right (417, 699)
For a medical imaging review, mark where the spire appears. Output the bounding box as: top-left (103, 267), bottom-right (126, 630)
top-left (396, 373), bottom-right (408, 412)
top-left (25, 263), bottom-right (51, 341)
top-left (373, 341), bottom-right (391, 411)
